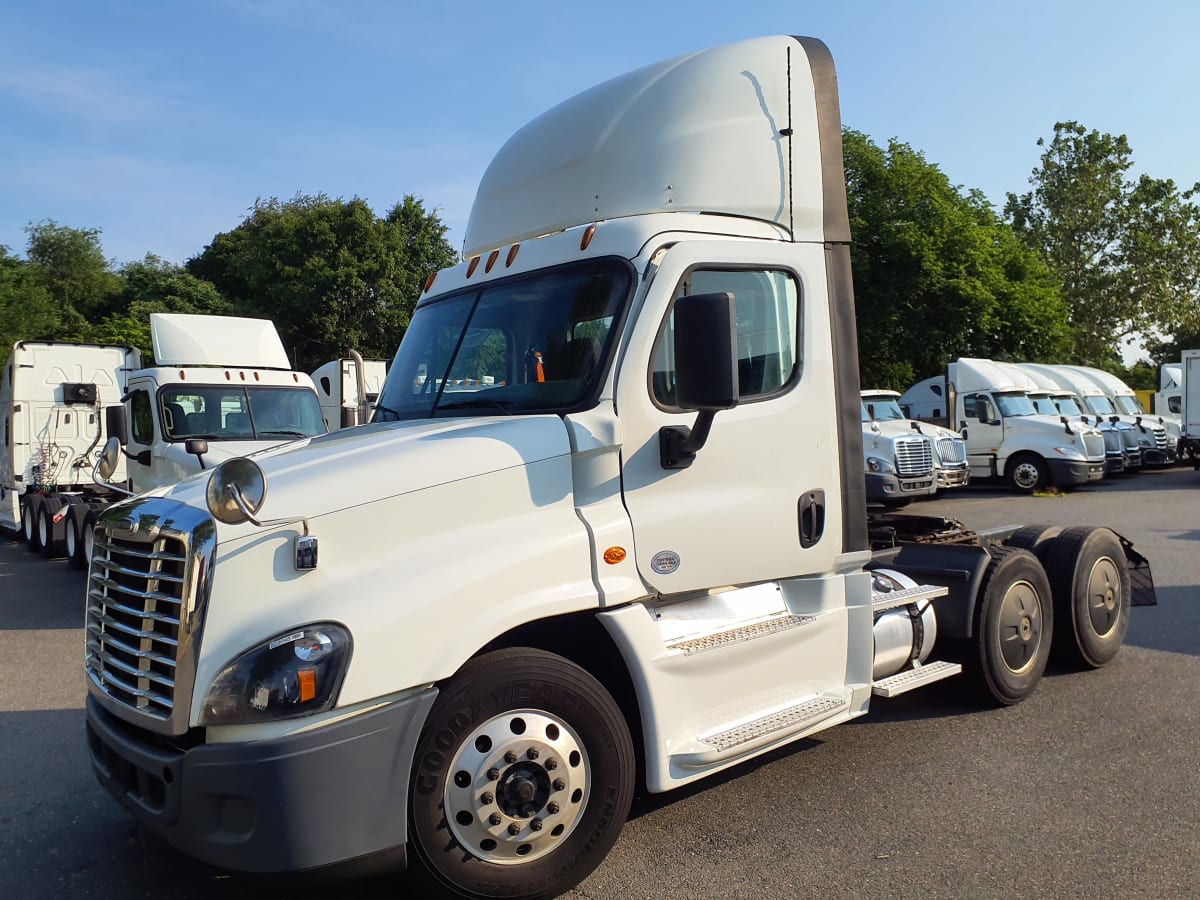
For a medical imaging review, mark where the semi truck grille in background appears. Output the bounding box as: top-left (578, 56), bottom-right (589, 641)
top-left (84, 502), bottom-right (214, 735)
top-left (85, 534), bottom-right (186, 721)
top-left (1082, 432), bottom-right (1105, 459)
top-left (895, 437), bottom-right (934, 475)
top-left (935, 437), bottom-right (966, 464)
top-left (1152, 425), bottom-right (1168, 449)
top-left (1101, 430), bottom-right (1122, 454)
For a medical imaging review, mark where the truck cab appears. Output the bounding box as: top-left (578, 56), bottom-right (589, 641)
top-left (311, 356), bottom-right (389, 431)
top-left (860, 389), bottom-right (966, 494)
top-left (1015, 363), bottom-right (1125, 475)
top-left (900, 358), bottom-right (1105, 492)
top-left (1066, 364), bottom-right (1178, 463)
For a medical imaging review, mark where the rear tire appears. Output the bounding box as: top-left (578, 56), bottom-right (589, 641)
top-left (968, 547), bottom-right (1053, 706)
top-left (22, 495), bottom-right (44, 553)
top-left (1044, 526), bottom-right (1130, 669)
top-left (409, 648), bottom-right (635, 900)
top-left (38, 496), bottom-right (67, 559)
top-left (1003, 525), bottom-right (1061, 561)
top-left (67, 505), bottom-right (89, 570)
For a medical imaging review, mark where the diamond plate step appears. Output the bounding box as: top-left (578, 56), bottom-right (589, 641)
top-left (665, 613), bottom-right (816, 656)
top-left (871, 583), bottom-right (948, 612)
top-left (871, 660), bottom-right (962, 698)
top-left (699, 695), bottom-right (846, 753)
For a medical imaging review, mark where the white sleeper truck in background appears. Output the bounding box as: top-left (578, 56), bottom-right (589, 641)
top-left (82, 36), bottom-right (1157, 900)
top-left (1180, 349), bottom-right (1200, 468)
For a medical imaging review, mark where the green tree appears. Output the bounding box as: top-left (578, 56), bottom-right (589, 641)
top-left (188, 194), bottom-right (458, 371)
top-left (24, 220), bottom-right (123, 320)
top-left (0, 246), bottom-right (89, 356)
top-left (844, 130), bottom-right (1071, 389)
top-left (1005, 121), bottom-right (1200, 364)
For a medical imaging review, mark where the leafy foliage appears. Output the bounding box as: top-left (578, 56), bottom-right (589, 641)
top-left (844, 130), bottom-right (1071, 389)
top-left (1005, 121), bottom-right (1200, 364)
top-left (187, 194), bottom-right (458, 371)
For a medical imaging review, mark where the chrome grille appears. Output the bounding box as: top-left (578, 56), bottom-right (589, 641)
top-left (1151, 424), bottom-right (1168, 449)
top-left (1101, 430), bottom-right (1122, 453)
top-left (1081, 432), bottom-right (1105, 459)
top-left (935, 436), bottom-right (966, 464)
top-left (84, 499), bottom-right (216, 735)
top-left (894, 436), bottom-right (934, 476)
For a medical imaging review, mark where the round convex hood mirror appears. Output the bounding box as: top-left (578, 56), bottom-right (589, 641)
top-left (206, 457), bottom-right (266, 525)
top-left (96, 437), bottom-right (122, 481)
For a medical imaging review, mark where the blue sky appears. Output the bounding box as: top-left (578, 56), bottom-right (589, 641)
top-left (3, 1), bottom-right (1199, 268)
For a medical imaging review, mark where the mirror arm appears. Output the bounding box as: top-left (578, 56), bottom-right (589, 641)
top-left (229, 484), bottom-right (310, 535)
top-left (92, 459), bottom-right (135, 497)
top-left (659, 410), bottom-right (716, 470)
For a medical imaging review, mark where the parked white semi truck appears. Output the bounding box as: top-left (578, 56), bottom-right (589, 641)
top-left (1179, 349), bottom-right (1200, 468)
top-left (311, 354), bottom-right (388, 431)
top-left (1014, 363), bottom-right (1126, 475)
top-left (1067, 364), bottom-right (1180, 459)
top-left (82, 37), bottom-right (1156, 899)
top-left (860, 389), bottom-right (967, 496)
top-left (3, 314), bottom-right (326, 567)
top-left (900, 358), bottom-right (1106, 492)
top-left (1156, 363), bottom-right (1182, 417)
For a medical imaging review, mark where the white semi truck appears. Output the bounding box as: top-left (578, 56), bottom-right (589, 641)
top-left (3, 314), bottom-right (326, 567)
top-left (82, 37), bottom-right (1156, 899)
top-left (860, 389), bottom-right (967, 496)
top-left (311, 354), bottom-right (388, 431)
top-left (1179, 349), bottom-right (1200, 468)
top-left (900, 358), bottom-right (1106, 492)
top-left (1156, 363), bottom-right (1182, 416)
top-left (1066, 364), bottom-right (1180, 458)
top-left (1014, 363), bottom-right (1126, 475)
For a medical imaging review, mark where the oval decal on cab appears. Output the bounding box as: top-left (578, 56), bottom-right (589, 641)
top-left (650, 551), bottom-right (680, 575)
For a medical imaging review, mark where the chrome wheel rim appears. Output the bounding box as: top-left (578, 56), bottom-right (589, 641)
top-left (65, 520), bottom-right (77, 557)
top-left (1086, 556), bottom-right (1122, 637)
top-left (1012, 462), bottom-right (1040, 489)
top-left (37, 510), bottom-right (49, 546)
top-left (23, 505), bottom-right (35, 541)
top-left (443, 709), bottom-right (590, 865)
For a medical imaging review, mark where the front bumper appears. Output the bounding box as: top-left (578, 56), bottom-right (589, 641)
top-left (865, 471), bottom-right (935, 503)
top-left (935, 466), bottom-right (969, 488)
top-left (86, 689), bottom-right (438, 874)
top-left (1047, 458), bottom-right (1105, 487)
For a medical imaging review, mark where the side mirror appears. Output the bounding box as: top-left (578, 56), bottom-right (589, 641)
top-left (106, 405), bottom-right (128, 446)
top-left (867, 403), bottom-right (876, 421)
top-left (660, 291), bottom-right (738, 469)
top-left (185, 438), bottom-right (210, 470)
top-left (97, 436), bottom-right (122, 480)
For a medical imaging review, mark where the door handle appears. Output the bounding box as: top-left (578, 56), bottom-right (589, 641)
top-left (797, 489), bottom-right (825, 549)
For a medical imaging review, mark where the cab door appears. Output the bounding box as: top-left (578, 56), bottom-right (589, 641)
top-left (616, 239), bottom-right (843, 595)
top-left (124, 379), bottom-right (158, 493)
top-left (960, 391), bottom-right (1004, 477)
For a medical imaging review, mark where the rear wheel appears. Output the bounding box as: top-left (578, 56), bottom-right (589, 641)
top-left (1005, 453), bottom-right (1049, 493)
top-left (22, 495), bottom-right (44, 552)
top-left (409, 648), bottom-right (635, 900)
top-left (1044, 526), bottom-right (1130, 669)
top-left (66, 505), bottom-right (89, 570)
top-left (38, 496), bottom-right (67, 559)
top-left (1003, 524), bottom-right (1061, 561)
top-left (968, 547), bottom-right (1053, 705)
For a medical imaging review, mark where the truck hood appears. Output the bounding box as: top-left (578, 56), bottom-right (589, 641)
top-left (153, 416), bottom-right (574, 538)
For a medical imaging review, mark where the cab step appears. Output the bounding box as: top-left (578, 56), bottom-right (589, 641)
top-left (871, 583), bottom-right (948, 612)
top-left (665, 613), bottom-right (816, 656)
top-left (871, 660), bottom-right (961, 698)
top-left (698, 694), bottom-right (846, 755)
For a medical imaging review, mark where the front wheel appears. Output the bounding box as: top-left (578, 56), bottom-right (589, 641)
top-left (1005, 453), bottom-right (1049, 493)
top-left (409, 648), bottom-right (635, 900)
top-left (969, 547), bottom-right (1053, 705)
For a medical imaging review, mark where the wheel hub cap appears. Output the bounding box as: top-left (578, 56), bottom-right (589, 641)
top-left (1087, 556), bottom-right (1122, 636)
top-left (997, 579), bottom-right (1043, 674)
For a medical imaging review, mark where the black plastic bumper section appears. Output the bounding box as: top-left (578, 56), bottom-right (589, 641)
top-left (86, 688), bottom-right (438, 874)
top-left (1046, 458), bottom-right (1104, 486)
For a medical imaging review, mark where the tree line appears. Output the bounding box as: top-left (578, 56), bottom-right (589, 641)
top-left (2, 123), bottom-right (1198, 388)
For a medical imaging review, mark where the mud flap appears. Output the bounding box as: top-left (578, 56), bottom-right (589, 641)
top-left (1115, 532), bottom-right (1157, 606)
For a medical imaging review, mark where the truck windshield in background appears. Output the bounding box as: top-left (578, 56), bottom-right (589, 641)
top-left (374, 259), bottom-right (632, 421)
top-left (866, 399), bottom-right (906, 421)
top-left (1113, 395), bottom-right (1144, 415)
top-left (158, 385), bottom-right (326, 441)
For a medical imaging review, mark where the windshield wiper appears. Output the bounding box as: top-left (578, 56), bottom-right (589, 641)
top-left (257, 430), bottom-right (312, 438)
top-left (435, 397), bottom-right (516, 415)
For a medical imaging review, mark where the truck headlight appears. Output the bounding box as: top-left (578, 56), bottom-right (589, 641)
top-left (866, 456), bottom-right (895, 474)
top-left (1136, 436), bottom-right (1153, 449)
top-left (199, 624), bottom-right (352, 725)
top-left (1052, 446), bottom-right (1084, 460)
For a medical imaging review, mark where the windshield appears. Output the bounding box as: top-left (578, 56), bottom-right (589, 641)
top-left (994, 392), bottom-right (1036, 417)
top-left (1085, 395), bottom-right (1117, 415)
top-left (1114, 395), bottom-right (1143, 415)
top-left (860, 403), bottom-right (871, 423)
top-left (1029, 393), bottom-right (1059, 416)
top-left (863, 398), bottom-right (906, 421)
top-left (160, 385), bottom-right (325, 441)
top-left (374, 260), bottom-right (632, 421)
top-left (1054, 395), bottom-right (1084, 416)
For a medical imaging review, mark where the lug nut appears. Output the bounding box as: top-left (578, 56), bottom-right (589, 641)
top-left (489, 813), bottom-right (502, 826)
top-left (481, 792), bottom-right (494, 805)
top-left (508, 823), bottom-right (521, 835)
top-left (504, 751), bottom-right (518, 764)
top-left (547, 801), bottom-right (560, 814)
top-left (487, 768), bottom-right (500, 781)
top-left (526, 747), bottom-right (539, 760)
top-left (544, 758), bottom-right (557, 770)
top-left (553, 779), bottom-right (566, 792)
top-left (530, 818), bottom-right (543, 831)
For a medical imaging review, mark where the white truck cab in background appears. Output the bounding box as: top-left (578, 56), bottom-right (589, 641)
top-left (1066, 364), bottom-right (1179, 461)
top-left (1179, 349), bottom-right (1200, 468)
top-left (81, 37), bottom-right (1156, 899)
top-left (860, 389), bottom-right (966, 497)
top-left (1015, 363), bottom-right (1126, 475)
top-left (1156, 363), bottom-right (1182, 417)
top-left (900, 358), bottom-right (1105, 492)
top-left (311, 354), bottom-right (388, 430)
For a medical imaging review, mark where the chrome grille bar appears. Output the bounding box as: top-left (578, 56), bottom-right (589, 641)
top-left (894, 436), bottom-right (934, 476)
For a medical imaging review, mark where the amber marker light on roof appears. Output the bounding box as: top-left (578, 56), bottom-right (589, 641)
top-left (581, 224), bottom-right (597, 251)
top-left (423, 271), bottom-right (437, 293)
top-left (506, 244), bottom-right (520, 267)
top-left (179, 370), bottom-right (186, 380)
top-left (485, 249), bottom-right (500, 273)
top-left (603, 546), bottom-right (627, 565)
top-left (466, 256), bottom-right (480, 277)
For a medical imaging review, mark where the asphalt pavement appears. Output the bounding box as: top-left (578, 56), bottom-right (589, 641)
top-left (1, 467), bottom-right (1197, 899)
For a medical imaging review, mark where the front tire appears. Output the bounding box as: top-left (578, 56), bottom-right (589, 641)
top-left (968, 547), bottom-right (1053, 705)
top-left (409, 648), bottom-right (635, 900)
top-left (1044, 526), bottom-right (1130, 669)
top-left (1005, 453), bottom-right (1049, 493)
